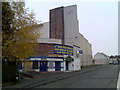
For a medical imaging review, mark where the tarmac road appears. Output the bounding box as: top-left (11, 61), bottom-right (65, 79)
top-left (35, 65), bottom-right (119, 88)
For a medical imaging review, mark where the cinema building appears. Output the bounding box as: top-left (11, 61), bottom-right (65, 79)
top-left (23, 5), bottom-right (92, 72)
top-left (27, 43), bottom-right (74, 72)
top-left (23, 22), bottom-right (75, 72)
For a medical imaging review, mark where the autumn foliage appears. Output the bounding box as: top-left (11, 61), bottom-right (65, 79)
top-left (2, 2), bottom-right (40, 61)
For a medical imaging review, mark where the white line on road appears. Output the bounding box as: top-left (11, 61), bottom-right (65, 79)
top-left (117, 71), bottom-right (120, 90)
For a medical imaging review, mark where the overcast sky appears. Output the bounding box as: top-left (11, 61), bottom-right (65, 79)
top-left (25, 0), bottom-right (118, 56)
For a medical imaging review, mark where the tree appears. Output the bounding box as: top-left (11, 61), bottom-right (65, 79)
top-left (2, 2), bottom-right (40, 62)
top-left (2, 2), bottom-right (14, 61)
top-left (2, 2), bottom-right (18, 83)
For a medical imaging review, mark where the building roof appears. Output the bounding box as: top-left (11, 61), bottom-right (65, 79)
top-left (94, 52), bottom-right (109, 58)
top-left (109, 55), bottom-right (120, 58)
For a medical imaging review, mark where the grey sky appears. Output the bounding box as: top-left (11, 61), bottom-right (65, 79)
top-left (25, 1), bottom-right (118, 56)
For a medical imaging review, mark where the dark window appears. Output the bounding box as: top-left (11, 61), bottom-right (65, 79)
top-left (17, 61), bottom-right (22, 69)
top-left (33, 61), bottom-right (38, 69)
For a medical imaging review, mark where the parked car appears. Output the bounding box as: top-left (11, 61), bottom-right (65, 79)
top-left (113, 61), bottom-right (120, 65)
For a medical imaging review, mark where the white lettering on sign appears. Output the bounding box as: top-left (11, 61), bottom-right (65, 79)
top-left (30, 58), bottom-right (41, 60)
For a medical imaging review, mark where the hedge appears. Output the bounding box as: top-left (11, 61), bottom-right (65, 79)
top-left (2, 64), bottom-right (18, 83)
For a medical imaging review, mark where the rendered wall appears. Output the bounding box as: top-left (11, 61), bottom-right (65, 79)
top-left (79, 33), bottom-right (93, 66)
top-left (64, 5), bottom-right (81, 70)
top-left (94, 53), bottom-right (108, 64)
top-left (37, 22), bottom-right (49, 39)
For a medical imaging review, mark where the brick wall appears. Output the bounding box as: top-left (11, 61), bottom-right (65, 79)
top-left (33, 43), bottom-right (54, 57)
top-left (50, 7), bottom-right (64, 44)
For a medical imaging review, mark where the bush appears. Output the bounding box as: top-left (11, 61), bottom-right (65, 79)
top-left (2, 62), bottom-right (18, 83)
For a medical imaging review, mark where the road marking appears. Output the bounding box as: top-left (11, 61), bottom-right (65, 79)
top-left (117, 71), bottom-right (120, 90)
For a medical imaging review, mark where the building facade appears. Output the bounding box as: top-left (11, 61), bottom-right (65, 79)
top-left (64, 5), bottom-right (81, 71)
top-left (79, 33), bottom-right (93, 66)
top-left (22, 5), bottom-right (93, 72)
top-left (109, 55), bottom-right (120, 64)
top-left (93, 52), bottom-right (109, 65)
top-left (50, 5), bottom-right (81, 71)
top-left (23, 22), bottom-right (74, 72)
top-left (28, 43), bottom-right (73, 72)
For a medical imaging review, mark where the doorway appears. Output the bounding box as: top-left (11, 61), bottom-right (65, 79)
top-left (55, 61), bottom-right (61, 71)
top-left (40, 61), bottom-right (48, 72)
top-left (66, 61), bottom-right (69, 71)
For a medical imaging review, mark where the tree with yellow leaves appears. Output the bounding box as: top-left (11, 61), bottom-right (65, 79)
top-left (2, 2), bottom-right (41, 62)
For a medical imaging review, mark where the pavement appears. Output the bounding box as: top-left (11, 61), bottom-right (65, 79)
top-left (117, 71), bottom-right (120, 90)
top-left (2, 65), bottom-right (113, 89)
top-left (117, 65), bottom-right (120, 90)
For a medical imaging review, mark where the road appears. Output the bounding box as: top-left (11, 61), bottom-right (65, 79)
top-left (35, 65), bottom-right (119, 88)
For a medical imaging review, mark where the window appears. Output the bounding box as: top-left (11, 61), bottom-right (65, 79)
top-left (33, 61), bottom-right (38, 69)
top-left (49, 61), bottom-right (54, 69)
top-left (17, 61), bottom-right (22, 69)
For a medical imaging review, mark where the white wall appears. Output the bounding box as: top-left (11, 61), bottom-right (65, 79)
top-left (68, 62), bottom-right (74, 71)
top-left (79, 33), bottom-right (93, 66)
top-left (64, 5), bottom-right (80, 46)
top-left (64, 5), bottom-right (81, 71)
top-left (37, 22), bottom-right (49, 39)
top-left (87, 43), bottom-right (93, 65)
top-left (109, 58), bottom-right (113, 63)
top-left (38, 38), bottom-right (62, 44)
top-left (36, 22), bottom-right (62, 44)
top-left (63, 61), bottom-right (66, 71)
top-left (74, 58), bottom-right (81, 70)
top-left (94, 52), bottom-right (109, 64)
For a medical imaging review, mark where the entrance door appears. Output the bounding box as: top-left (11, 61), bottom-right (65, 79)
top-left (66, 61), bottom-right (69, 71)
top-left (55, 61), bottom-right (61, 71)
top-left (40, 61), bottom-right (48, 72)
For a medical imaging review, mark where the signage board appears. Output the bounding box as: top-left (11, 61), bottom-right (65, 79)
top-left (29, 57), bottom-right (64, 61)
top-left (79, 50), bottom-right (83, 55)
top-left (30, 58), bottom-right (41, 60)
top-left (54, 45), bottom-right (73, 55)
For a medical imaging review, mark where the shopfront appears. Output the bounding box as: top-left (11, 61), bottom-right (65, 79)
top-left (32, 60), bottom-right (48, 72)
top-left (24, 43), bottom-right (73, 72)
top-left (29, 57), bottom-right (64, 72)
